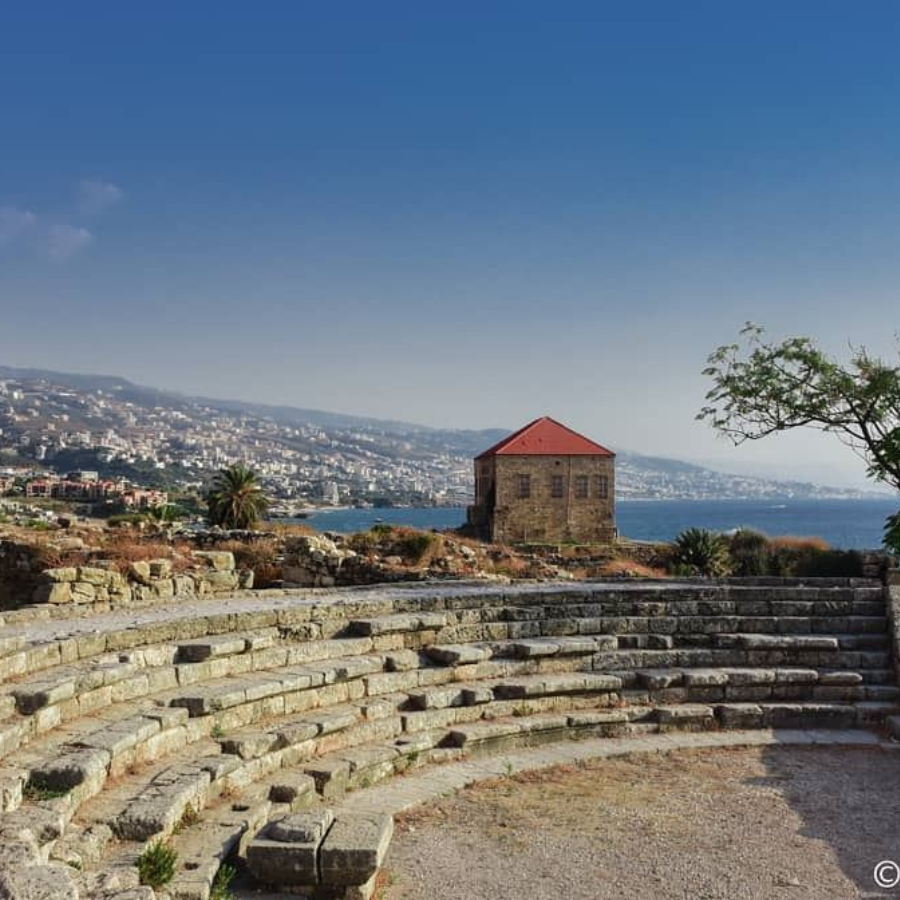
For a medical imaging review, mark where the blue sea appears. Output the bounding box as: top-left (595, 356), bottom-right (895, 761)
top-left (298, 498), bottom-right (900, 550)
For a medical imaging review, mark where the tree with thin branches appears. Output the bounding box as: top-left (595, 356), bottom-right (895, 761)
top-left (698, 323), bottom-right (900, 552)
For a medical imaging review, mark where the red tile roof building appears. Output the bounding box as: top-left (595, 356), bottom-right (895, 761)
top-left (468, 417), bottom-right (616, 544)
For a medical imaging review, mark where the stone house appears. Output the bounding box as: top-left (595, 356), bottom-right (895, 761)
top-left (467, 416), bottom-right (616, 544)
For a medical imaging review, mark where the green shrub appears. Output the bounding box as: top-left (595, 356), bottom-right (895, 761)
top-left (791, 548), bottom-right (863, 577)
top-left (348, 531), bottom-right (378, 553)
top-left (669, 528), bottom-right (731, 577)
top-left (211, 863), bottom-right (237, 900)
top-left (108, 513), bottom-right (146, 527)
top-left (137, 840), bottom-right (178, 889)
top-left (728, 529), bottom-right (771, 576)
top-left (26, 519), bottom-right (52, 531)
top-left (395, 531), bottom-right (442, 564)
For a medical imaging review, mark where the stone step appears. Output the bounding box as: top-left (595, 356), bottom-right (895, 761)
top-left (167, 655), bottom-right (386, 717)
top-left (166, 802), bottom-right (269, 900)
top-left (591, 646), bottom-right (891, 671)
top-left (347, 613), bottom-right (448, 637)
top-left (175, 628), bottom-right (280, 662)
top-left (715, 702), bottom-right (867, 730)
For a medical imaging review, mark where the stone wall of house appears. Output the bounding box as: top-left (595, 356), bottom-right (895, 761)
top-left (32, 550), bottom-right (253, 609)
top-left (489, 455), bottom-right (616, 544)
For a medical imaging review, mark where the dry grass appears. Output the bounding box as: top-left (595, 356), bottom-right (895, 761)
top-left (212, 538), bottom-right (282, 587)
top-left (770, 535), bottom-right (831, 551)
top-left (268, 522), bottom-right (317, 537)
top-left (598, 558), bottom-right (667, 578)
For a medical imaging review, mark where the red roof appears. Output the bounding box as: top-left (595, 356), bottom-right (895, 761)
top-left (476, 417), bottom-right (615, 459)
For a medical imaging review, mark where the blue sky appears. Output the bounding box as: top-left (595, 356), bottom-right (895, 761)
top-left (1, 2), bottom-right (899, 487)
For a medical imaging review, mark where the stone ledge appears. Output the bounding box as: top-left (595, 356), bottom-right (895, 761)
top-left (247, 810), bottom-right (393, 899)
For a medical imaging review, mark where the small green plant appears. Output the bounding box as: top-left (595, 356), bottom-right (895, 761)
top-left (173, 803), bottom-right (201, 834)
top-left (23, 778), bottom-right (69, 801)
top-left (211, 862), bottom-right (237, 900)
top-left (211, 723), bottom-right (226, 740)
top-left (26, 518), bottom-right (52, 531)
top-left (502, 759), bottom-right (514, 777)
top-left (669, 528), bottom-right (731, 577)
top-left (137, 840), bottom-right (178, 889)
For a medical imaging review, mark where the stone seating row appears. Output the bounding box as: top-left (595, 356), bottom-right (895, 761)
top-left (2, 618), bottom-right (895, 831)
top-left (16, 652), bottom-right (898, 875)
top-left (0, 579), bottom-right (891, 898)
top-left (5, 609), bottom-right (892, 780)
top-left (0, 580), bottom-right (885, 681)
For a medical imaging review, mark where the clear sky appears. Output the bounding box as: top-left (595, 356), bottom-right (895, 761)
top-left (1, 2), bottom-right (899, 488)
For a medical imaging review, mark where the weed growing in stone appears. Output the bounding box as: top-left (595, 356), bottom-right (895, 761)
top-left (211, 862), bottom-right (237, 900)
top-left (23, 778), bottom-right (69, 801)
top-left (173, 803), bottom-right (201, 834)
top-left (137, 840), bottom-right (178, 889)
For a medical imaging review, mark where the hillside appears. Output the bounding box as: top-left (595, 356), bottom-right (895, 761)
top-left (0, 364), bottom-right (885, 502)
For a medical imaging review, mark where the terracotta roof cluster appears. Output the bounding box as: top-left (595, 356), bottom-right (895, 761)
top-left (476, 416), bottom-right (615, 459)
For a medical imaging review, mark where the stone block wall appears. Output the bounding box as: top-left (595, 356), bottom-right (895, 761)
top-left (282, 534), bottom-right (418, 588)
top-left (491, 454), bottom-right (616, 544)
top-left (32, 550), bottom-right (252, 609)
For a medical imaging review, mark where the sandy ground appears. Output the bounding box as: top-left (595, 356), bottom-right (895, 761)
top-left (381, 746), bottom-right (900, 900)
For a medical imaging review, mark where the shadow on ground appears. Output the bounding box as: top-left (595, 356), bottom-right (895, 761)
top-left (754, 744), bottom-right (900, 898)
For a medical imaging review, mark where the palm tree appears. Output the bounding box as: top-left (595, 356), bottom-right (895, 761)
top-left (206, 463), bottom-right (269, 530)
top-left (670, 527), bottom-right (732, 577)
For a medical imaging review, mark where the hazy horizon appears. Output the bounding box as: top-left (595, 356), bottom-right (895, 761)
top-left (2, 3), bottom-right (899, 491)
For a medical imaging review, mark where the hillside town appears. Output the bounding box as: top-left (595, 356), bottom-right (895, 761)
top-left (0, 369), bottom-right (883, 523)
top-left (0, 372), bottom-right (473, 515)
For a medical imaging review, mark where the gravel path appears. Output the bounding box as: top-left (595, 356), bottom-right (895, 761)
top-left (383, 746), bottom-right (900, 900)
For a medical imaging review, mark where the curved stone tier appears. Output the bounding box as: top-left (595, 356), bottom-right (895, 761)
top-left (0, 578), bottom-right (894, 899)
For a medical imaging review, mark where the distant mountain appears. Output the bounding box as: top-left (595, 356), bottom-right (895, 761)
top-left (0, 363), bottom-right (890, 501)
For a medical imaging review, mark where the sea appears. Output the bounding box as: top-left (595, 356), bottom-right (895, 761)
top-left (297, 498), bottom-right (900, 550)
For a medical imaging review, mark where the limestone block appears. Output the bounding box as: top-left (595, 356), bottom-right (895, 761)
top-left (269, 773), bottom-right (316, 807)
top-left (30, 747), bottom-right (110, 791)
top-left (147, 558), bottom-right (173, 579)
top-left (192, 551), bottom-right (235, 571)
top-left (12, 677), bottom-right (76, 714)
top-left (319, 814), bottom-right (393, 887)
top-left (0, 832), bottom-right (40, 870)
top-left (2, 806), bottom-right (65, 845)
top-left (32, 582), bottom-right (73, 605)
top-left (42, 567), bottom-right (79, 583)
top-left (76, 566), bottom-right (110, 585)
top-left (303, 758), bottom-right (350, 798)
top-left (425, 644), bottom-right (490, 665)
top-left (70, 582), bottom-right (96, 604)
top-left (220, 733), bottom-right (278, 760)
top-left (199, 571), bottom-right (240, 592)
top-left (270, 810), bottom-right (334, 844)
top-left (129, 561), bottom-right (152, 585)
top-left (0, 863), bottom-right (78, 900)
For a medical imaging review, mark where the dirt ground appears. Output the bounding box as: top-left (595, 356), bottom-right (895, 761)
top-left (381, 746), bottom-right (900, 900)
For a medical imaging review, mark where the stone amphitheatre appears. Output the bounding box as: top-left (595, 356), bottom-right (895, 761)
top-left (0, 550), bottom-right (898, 899)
